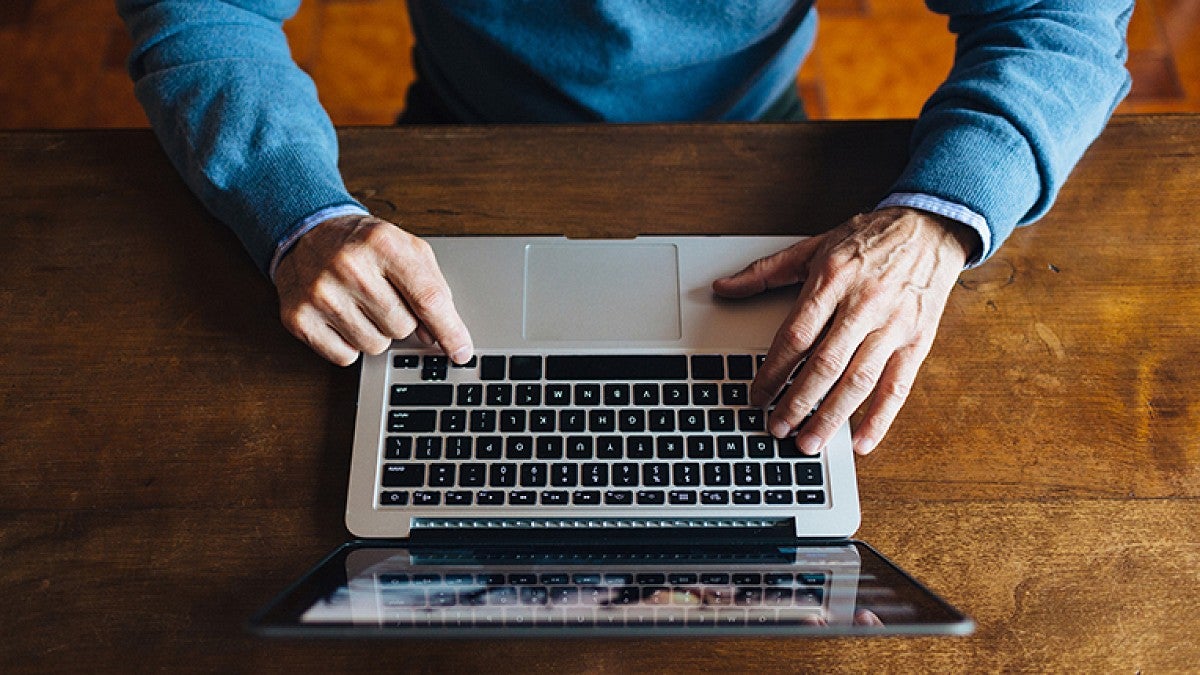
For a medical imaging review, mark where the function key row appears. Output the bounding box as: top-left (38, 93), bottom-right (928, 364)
top-left (391, 382), bottom-right (751, 407)
top-left (380, 488), bottom-right (826, 507)
top-left (394, 354), bottom-right (761, 381)
top-left (378, 572), bottom-right (823, 587)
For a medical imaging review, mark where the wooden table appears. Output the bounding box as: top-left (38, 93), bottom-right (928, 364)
top-left (2, 117), bottom-right (1198, 672)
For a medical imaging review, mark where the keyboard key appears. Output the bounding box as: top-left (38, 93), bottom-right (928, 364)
top-left (445, 490), bottom-right (472, 505)
top-left (500, 410), bottom-right (527, 432)
top-left (797, 490), bottom-right (825, 504)
top-left (716, 435), bottom-right (744, 459)
top-left (656, 436), bottom-right (683, 459)
top-left (489, 463), bottom-right (517, 487)
top-left (765, 489), bottom-right (793, 504)
top-left (669, 573), bottom-right (698, 585)
top-left (515, 384), bottom-right (541, 406)
top-left (536, 436), bottom-right (564, 459)
top-left (550, 463), bottom-right (578, 487)
top-left (413, 490), bottom-right (441, 506)
top-left (457, 383), bottom-right (483, 406)
top-left (649, 410), bottom-right (675, 431)
top-left (795, 463), bottom-right (823, 485)
top-left (393, 354), bottom-right (420, 369)
top-left (559, 410), bottom-right (586, 432)
top-left (480, 355), bottom-right (505, 380)
top-left (605, 490), bottom-right (634, 505)
top-left (738, 409), bottom-right (766, 431)
top-left (509, 355), bottom-right (542, 380)
top-left (477, 490), bottom-right (505, 505)
top-left (692, 383), bottom-right (719, 405)
top-left (703, 463), bottom-right (731, 486)
top-left (581, 463), bottom-right (608, 487)
top-left (589, 409), bottom-right (615, 431)
top-left (612, 463), bottom-right (638, 487)
top-left (469, 409), bottom-right (496, 432)
top-left (415, 436), bottom-right (442, 459)
top-left (381, 464), bottom-right (424, 487)
top-left (475, 436), bottom-right (502, 459)
top-left (732, 490), bottom-right (761, 504)
top-left (733, 573), bottom-right (762, 585)
top-left (546, 355), bottom-right (687, 381)
top-left (747, 436), bottom-right (774, 458)
top-left (690, 354), bottom-right (724, 379)
top-left (700, 573), bottom-right (730, 584)
top-left (519, 462), bottom-right (547, 487)
top-left (700, 490), bottom-right (729, 505)
top-left (520, 586), bottom-right (549, 605)
top-left (626, 435), bottom-right (654, 459)
top-left (604, 384), bottom-right (630, 406)
top-left (380, 491), bottom-right (409, 506)
top-left (546, 384), bottom-right (571, 406)
top-left (596, 436), bottom-right (623, 459)
top-left (707, 409), bottom-right (735, 431)
top-left (669, 490), bottom-right (698, 505)
top-left (388, 410), bottom-right (437, 433)
top-left (566, 436), bottom-right (593, 459)
top-left (672, 462), bottom-right (700, 486)
top-left (541, 490), bottom-right (569, 505)
top-left (765, 462), bottom-right (791, 486)
top-left (618, 409), bottom-right (645, 432)
top-left (573, 490), bottom-right (601, 505)
top-left (390, 384), bottom-right (453, 406)
top-left (678, 410), bottom-right (705, 431)
top-left (429, 463), bottom-right (455, 486)
top-left (735, 463), bottom-right (762, 486)
top-left (637, 490), bottom-right (666, 505)
top-left (727, 355), bottom-right (754, 380)
top-left (384, 436), bottom-right (412, 460)
top-left (459, 463), bottom-right (486, 487)
top-left (486, 384), bottom-right (512, 406)
top-left (452, 355), bottom-right (477, 369)
top-left (721, 384), bottom-right (749, 406)
top-left (440, 410), bottom-right (466, 432)
top-left (662, 384), bottom-right (689, 405)
top-left (686, 435), bottom-right (715, 459)
top-left (509, 490), bottom-right (537, 505)
top-left (575, 384), bottom-right (601, 406)
top-left (529, 410), bottom-right (556, 432)
top-left (633, 384), bottom-right (660, 406)
top-left (642, 463), bottom-right (669, 487)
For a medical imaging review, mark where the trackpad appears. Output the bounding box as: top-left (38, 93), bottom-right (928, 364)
top-left (523, 243), bottom-right (682, 341)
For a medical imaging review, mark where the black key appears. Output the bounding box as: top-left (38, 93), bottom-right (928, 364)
top-left (764, 573), bottom-right (793, 586)
top-left (738, 409), bottom-right (765, 431)
top-left (476, 490), bottom-right (505, 505)
top-left (475, 436), bottom-right (502, 459)
top-left (550, 587), bottom-right (578, 604)
top-left (633, 384), bottom-right (659, 406)
top-left (669, 490), bottom-right (698, 505)
top-left (480, 355), bottom-right (505, 380)
top-left (412, 490), bottom-right (441, 506)
top-left (716, 435), bottom-right (744, 459)
top-left (566, 436), bottom-right (593, 459)
top-left (380, 491), bottom-right (409, 506)
top-left (678, 410), bottom-right (705, 431)
top-left (440, 410), bottom-right (466, 432)
top-left (727, 355), bottom-right (754, 380)
top-left (747, 436), bottom-right (774, 458)
top-left (415, 436), bottom-right (442, 459)
top-left (673, 462), bottom-right (700, 486)
top-left (642, 463), bottom-right (669, 487)
top-left (470, 409), bottom-right (496, 432)
top-left (637, 490), bottom-right (666, 505)
top-left (546, 384), bottom-right (571, 406)
top-left (384, 436), bottom-right (412, 460)
top-left (656, 436), bottom-right (683, 459)
top-left (445, 490), bottom-right (472, 505)
top-left (799, 573), bottom-right (827, 586)
top-left (509, 490), bottom-right (537, 505)
top-left (393, 354), bottom-right (420, 368)
top-left (390, 384), bottom-right (453, 406)
top-left (662, 384), bottom-right (689, 405)
top-left (421, 365), bottom-right (447, 381)
top-left (707, 409), bottom-right (735, 431)
top-left (765, 489), bottom-right (793, 504)
top-left (575, 384), bottom-right (601, 406)
top-left (778, 438), bottom-right (820, 458)
top-left (541, 490), bottom-right (569, 505)
top-left (618, 409), bottom-right (645, 432)
top-left (520, 462), bottom-right (547, 487)
top-left (735, 462), bottom-right (762, 486)
top-left (626, 435), bottom-right (654, 459)
top-left (721, 384), bottom-right (749, 406)
top-left (509, 355), bottom-right (542, 380)
top-left (605, 490), bottom-right (634, 505)
top-left (486, 384), bottom-right (512, 406)
top-left (588, 409), bottom-right (615, 431)
top-left (529, 410), bottom-right (556, 432)
top-left (536, 436), bottom-right (564, 459)
top-left (520, 586), bottom-right (549, 606)
top-left (700, 490), bottom-right (729, 505)
top-left (612, 463), bottom-right (638, 487)
top-left (388, 410), bottom-right (437, 433)
top-left (550, 463), bottom-right (578, 487)
top-left (690, 354), bottom-right (724, 380)
top-left (703, 462), bottom-right (731, 486)
top-left (765, 462), bottom-right (791, 486)
top-left (700, 573), bottom-right (730, 584)
top-left (573, 490), bottom-right (601, 505)
top-left (596, 436), bottom-right (623, 459)
top-left (381, 463), bottom-right (424, 487)
top-left (457, 383), bottom-right (483, 406)
top-left (452, 355), bottom-right (477, 369)
top-left (559, 410), bottom-right (586, 432)
top-left (686, 435), bottom-right (715, 459)
top-left (732, 490), bottom-right (761, 504)
top-left (692, 383), bottom-right (719, 405)
top-left (500, 409), bottom-right (527, 432)
top-left (648, 410), bottom-right (675, 431)
top-left (546, 355), bottom-right (687, 380)
top-left (581, 463), bottom-right (608, 487)
top-left (429, 464), bottom-right (455, 488)
top-left (797, 490), bottom-right (825, 504)
top-left (515, 384), bottom-right (541, 406)
top-left (602, 384), bottom-right (629, 406)
top-left (605, 573), bottom-right (634, 585)
top-left (459, 463), bottom-right (486, 487)
top-left (489, 463), bottom-right (517, 487)
top-left (733, 573), bottom-right (762, 585)
top-left (506, 436), bottom-right (533, 459)
top-left (669, 573), bottom-right (699, 585)
top-left (795, 462), bottom-right (823, 486)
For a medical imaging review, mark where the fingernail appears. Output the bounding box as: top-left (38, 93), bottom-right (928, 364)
top-left (798, 433), bottom-right (822, 455)
top-left (450, 345), bottom-right (473, 365)
top-left (854, 436), bottom-right (877, 455)
top-left (770, 420), bottom-right (792, 439)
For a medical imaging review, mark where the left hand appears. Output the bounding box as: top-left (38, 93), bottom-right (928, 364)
top-left (712, 207), bottom-right (975, 455)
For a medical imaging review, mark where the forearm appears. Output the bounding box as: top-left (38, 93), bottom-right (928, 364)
top-left (117, 0), bottom-right (362, 275)
top-left (895, 0), bottom-right (1133, 262)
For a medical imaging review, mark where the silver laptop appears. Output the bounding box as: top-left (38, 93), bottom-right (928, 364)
top-left (345, 236), bottom-right (860, 539)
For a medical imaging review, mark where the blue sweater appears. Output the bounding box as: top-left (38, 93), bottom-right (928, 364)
top-left (117, 0), bottom-right (1131, 276)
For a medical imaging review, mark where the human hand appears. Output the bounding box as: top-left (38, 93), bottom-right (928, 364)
top-left (712, 208), bottom-right (974, 455)
top-left (274, 214), bottom-right (473, 366)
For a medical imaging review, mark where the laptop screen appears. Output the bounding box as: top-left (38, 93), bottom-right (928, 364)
top-left (249, 540), bottom-right (972, 637)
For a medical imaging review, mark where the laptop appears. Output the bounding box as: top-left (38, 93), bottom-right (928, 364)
top-left (250, 235), bottom-right (973, 636)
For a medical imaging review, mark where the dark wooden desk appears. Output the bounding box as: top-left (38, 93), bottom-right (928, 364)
top-left (2, 118), bottom-right (1198, 672)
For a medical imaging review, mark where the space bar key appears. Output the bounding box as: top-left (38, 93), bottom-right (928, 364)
top-left (545, 355), bottom-right (688, 380)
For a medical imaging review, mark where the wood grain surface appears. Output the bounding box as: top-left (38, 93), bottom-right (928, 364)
top-left (1, 117), bottom-right (1198, 672)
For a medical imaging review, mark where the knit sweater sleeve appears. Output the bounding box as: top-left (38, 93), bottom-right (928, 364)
top-left (116, 0), bottom-right (363, 276)
top-left (892, 0), bottom-right (1133, 262)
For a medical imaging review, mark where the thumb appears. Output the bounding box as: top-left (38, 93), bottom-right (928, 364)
top-left (712, 236), bottom-right (821, 299)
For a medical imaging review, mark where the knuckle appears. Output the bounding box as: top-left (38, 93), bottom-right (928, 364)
top-left (844, 365), bottom-right (881, 396)
top-left (880, 378), bottom-right (913, 402)
top-left (407, 285), bottom-right (450, 315)
top-left (806, 350), bottom-right (844, 380)
top-left (781, 325), bottom-right (818, 353)
top-left (806, 408), bottom-right (843, 434)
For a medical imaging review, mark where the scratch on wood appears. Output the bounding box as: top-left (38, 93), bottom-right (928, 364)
top-left (1034, 322), bottom-right (1066, 360)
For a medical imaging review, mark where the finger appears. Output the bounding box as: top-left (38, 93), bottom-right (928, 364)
top-left (385, 243), bottom-right (474, 364)
top-left (415, 324), bottom-right (435, 346)
top-left (286, 306), bottom-right (361, 367)
top-left (310, 281), bottom-right (393, 356)
top-left (791, 330), bottom-right (898, 455)
top-left (345, 270), bottom-right (420, 343)
top-left (712, 237), bottom-right (821, 299)
top-left (853, 342), bottom-right (928, 455)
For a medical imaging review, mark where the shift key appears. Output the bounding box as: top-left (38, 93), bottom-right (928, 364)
top-left (388, 410), bottom-right (437, 432)
top-left (382, 463), bottom-right (425, 487)
top-left (390, 384), bottom-right (453, 406)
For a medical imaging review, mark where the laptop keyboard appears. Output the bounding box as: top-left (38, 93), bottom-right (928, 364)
top-left (378, 353), bottom-right (825, 509)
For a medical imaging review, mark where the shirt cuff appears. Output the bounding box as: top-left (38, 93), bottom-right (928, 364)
top-left (268, 204), bottom-right (372, 281)
top-left (876, 192), bottom-right (991, 269)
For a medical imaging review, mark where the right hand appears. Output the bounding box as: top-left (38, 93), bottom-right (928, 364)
top-left (274, 214), bottom-right (473, 366)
